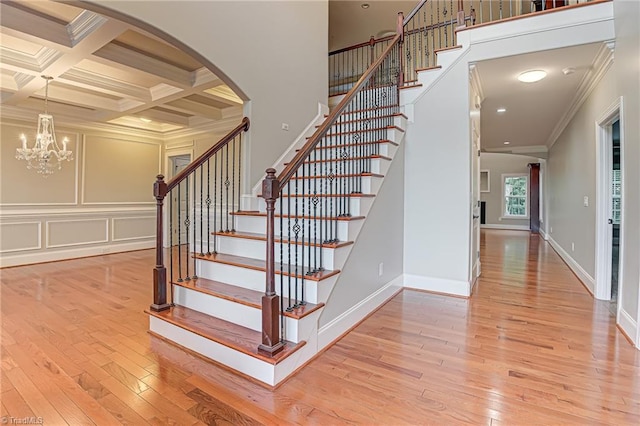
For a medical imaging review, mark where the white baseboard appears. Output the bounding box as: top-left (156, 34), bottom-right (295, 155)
top-left (318, 275), bottom-right (403, 350)
top-left (547, 236), bottom-right (595, 295)
top-left (540, 229), bottom-right (549, 240)
top-left (0, 240), bottom-right (154, 268)
top-left (403, 273), bottom-right (470, 297)
top-left (481, 224), bottom-right (530, 231)
top-left (618, 308), bottom-right (639, 348)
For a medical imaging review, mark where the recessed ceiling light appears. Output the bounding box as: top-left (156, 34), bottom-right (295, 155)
top-left (518, 70), bottom-right (547, 83)
top-left (504, 141), bottom-right (510, 145)
top-left (497, 108), bottom-right (506, 113)
top-left (140, 117), bottom-right (152, 123)
top-left (361, 3), bottom-right (370, 9)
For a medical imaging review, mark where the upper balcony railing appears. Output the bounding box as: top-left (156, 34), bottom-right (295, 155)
top-left (329, 0), bottom-right (593, 96)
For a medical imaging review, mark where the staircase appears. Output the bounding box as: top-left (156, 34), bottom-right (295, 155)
top-left (146, 0), bottom-right (479, 386)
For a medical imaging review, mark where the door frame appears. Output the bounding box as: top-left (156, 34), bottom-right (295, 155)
top-left (594, 97), bottom-right (624, 305)
top-left (163, 150), bottom-right (193, 248)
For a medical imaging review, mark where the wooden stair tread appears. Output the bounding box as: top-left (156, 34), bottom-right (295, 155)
top-left (317, 113), bottom-right (405, 127)
top-left (309, 125), bottom-right (404, 139)
top-left (296, 140), bottom-right (398, 152)
top-left (146, 306), bottom-right (304, 365)
top-left (400, 83), bottom-right (423, 89)
top-left (434, 44), bottom-right (463, 54)
top-left (194, 252), bottom-right (340, 282)
top-left (286, 154), bottom-right (392, 165)
top-left (415, 65), bottom-right (442, 72)
top-left (173, 277), bottom-right (324, 319)
top-left (259, 193), bottom-right (375, 198)
top-left (231, 211), bottom-right (366, 221)
top-left (214, 230), bottom-right (354, 249)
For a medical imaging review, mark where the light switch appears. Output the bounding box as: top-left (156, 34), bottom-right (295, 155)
top-left (583, 196), bottom-right (589, 207)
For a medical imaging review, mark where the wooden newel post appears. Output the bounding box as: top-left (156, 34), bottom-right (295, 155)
top-left (258, 168), bottom-right (284, 356)
top-left (397, 12), bottom-right (405, 87)
top-left (151, 174), bottom-right (171, 312)
top-left (457, 1), bottom-right (466, 27)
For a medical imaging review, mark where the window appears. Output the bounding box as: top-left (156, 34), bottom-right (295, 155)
top-left (502, 174), bottom-right (528, 217)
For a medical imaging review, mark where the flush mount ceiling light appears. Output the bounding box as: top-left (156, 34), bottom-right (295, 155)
top-left (361, 3), bottom-right (370, 9)
top-left (140, 117), bottom-right (152, 123)
top-left (562, 67), bottom-right (576, 75)
top-left (497, 108), bottom-right (507, 113)
top-left (504, 141), bottom-right (511, 145)
top-left (518, 70), bottom-right (547, 83)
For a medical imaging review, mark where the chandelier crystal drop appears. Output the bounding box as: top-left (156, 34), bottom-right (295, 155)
top-left (15, 76), bottom-right (73, 176)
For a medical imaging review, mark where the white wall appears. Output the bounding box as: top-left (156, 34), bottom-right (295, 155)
top-left (547, 66), bottom-right (617, 291)
top-left (319, 144), bottom-right (404, 327)
top-left (613, 0), bottom-right (640, 345)
top-left (87, 0), bottom-right (328, 191)
top-left (403, 51), bottom-right (472, 296)
top-left (480, 153), bottom-right (540, 229)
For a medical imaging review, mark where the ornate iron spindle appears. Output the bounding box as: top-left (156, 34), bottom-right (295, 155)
top-left (232, 135), bottom-right (236, 231)
top-left (213, 153), bottom-right (218, 252)
top-left (192, 169), bottom-right (197, 279)
top-left (184, 176), bottom-right (190, 281)
top-left (225, 143), bottom-right (230, 232)
top-left (177, 182), bottom-right (183, 282)
top-left (169, 190), bottom-right (174, 284)
top-left (287, 181), bottom-right (293, 311)
top-left (199, 165), bottom-right (204, 256)
top-left (206, 159), bottom-right (211, 255)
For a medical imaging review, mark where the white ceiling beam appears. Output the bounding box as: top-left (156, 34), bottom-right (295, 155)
top-left (135, 108), bottom-right (190, 127)
top-left (163, 98), bottom-right (223, 120)
top-left (0, 2), bottom-right (72, 48)
top-left (203, 87), bottom-right (243, 106)
top-left (92, 42), bottom-right (193, 87)
top-left (58, 68), bottom-right (151, 102)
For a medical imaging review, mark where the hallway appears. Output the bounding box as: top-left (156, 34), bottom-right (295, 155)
top-left (1, 230), bottom-right (639, 424)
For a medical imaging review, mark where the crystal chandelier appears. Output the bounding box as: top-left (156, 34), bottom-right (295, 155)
top-left (15, 76), bottom-right (73, 176)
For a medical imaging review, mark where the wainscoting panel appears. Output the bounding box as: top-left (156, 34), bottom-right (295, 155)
top-left (112, 216), bottom-right (155, 242)
top-left (46, 218), bottom-right (109, 248)
top-left (0, 222), bottom-right (41, 253)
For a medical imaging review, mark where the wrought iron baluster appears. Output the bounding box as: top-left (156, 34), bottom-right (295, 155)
top-left (185, 175), bottom-right (190, 281)
top-left (232, 135), bottom-right (236, 231)
top-left (199, 165), bottom-right (204, 256)
top-left (170, 190), bottom-right (174, 284)
top-left (193, 170), bottom-right (197, 279)
top-left (213, 153), bottom-right (218, 253)
top-left (287, 181), bottom-right (293, 311)
top-left (206, 159), bottom-right (211, 255)
top-left (225, 143), bottom-right (230, 232)
top-left (177, 182), bottom-right (183, 282)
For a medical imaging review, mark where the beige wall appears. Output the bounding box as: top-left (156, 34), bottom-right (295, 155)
top-left (480, 153), bottom-right (540, 229)
top-left (0, 119), bottom-right (162, 267)
top-left (87, 0), bottom-right (329, 191)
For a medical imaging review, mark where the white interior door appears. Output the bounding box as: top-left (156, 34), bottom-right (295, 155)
top-left (471, 124), bottom-right (481, 282)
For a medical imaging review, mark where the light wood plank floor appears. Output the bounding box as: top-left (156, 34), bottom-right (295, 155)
top-left (1, 230), bottom-right (639, 424)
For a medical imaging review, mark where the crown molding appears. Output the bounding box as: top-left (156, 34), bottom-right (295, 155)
top-left (67, 11), bottom-right (108, 47)
top-left (483, 145), bottom-right (548, 155)
top-left (61, 68), bottom-right (150, 101)
top-left (546, 40), bottom-right (615, 149)
top-left (469, 63), bottom-right (485, 105)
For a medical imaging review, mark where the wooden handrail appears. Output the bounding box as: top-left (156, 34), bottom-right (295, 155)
top-left (403, 0), bottom-right (428, 25)
top-left (277, 35), bottom-right (401, 186)
top-left (329, 34), bottom-right (396, 56)
top-left (165, 117), bottom-right (250, 193)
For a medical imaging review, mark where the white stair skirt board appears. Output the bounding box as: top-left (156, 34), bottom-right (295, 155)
top-left (318, 276), bottom-right (403, 350)
top-left (618, 308), bottom-right (639, 349)
top-left (403, 273), bottom-right (471, 297)
top-left (548, 236), bottom-right (595, 295)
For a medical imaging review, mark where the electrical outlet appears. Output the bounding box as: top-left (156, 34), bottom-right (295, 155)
top-left (583, 196), bottom-right (589, 207)
top-left (550, 226), bottom-right (553, 233)
top-left (571, 242), bottom-right (575, 252)
top-left (378, 262), bottom-right (384, 277)
top-left (281, 123), bottom-right (289, 131)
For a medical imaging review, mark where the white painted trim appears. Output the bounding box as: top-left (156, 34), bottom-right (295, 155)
top-left (318, 276), bottom-right (403, 350)
top-left (403, 273), bottom-right (470, 297)
top-left (539, 228), bottom-right (549, 241)
top-left (0, 240), bottom-right (153, 268)
top-left (0, 221), bottom-right (42, 253)
top-left (45, 218), bottom-right (109, 249)
top-left (0, 207), bottom-right (154, 216)
top-left (480, 169), bottom-right (490, 192)
top-left (250, 102), bottom-right (328, 196)
top-left (411, 49), bottom-right (470, 105)
top-left (481, 224), bottom-right (530, 231)
top-left (548, 236), bottom-right (595, 295)
top-left (594, 98), bottom-right (622, 301)
top-left (547, 41), bottom-right (615, 149)
top-left (111, 216), bottom-right (155, 242)
top-left (618, 308), bottom-right (638, 349)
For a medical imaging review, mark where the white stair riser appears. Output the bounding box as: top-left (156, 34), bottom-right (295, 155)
top-left (172, 285), bottom-right (320, 343)
top-left (321, 128), bottom-right (401, 145)
top-left (195, 260), bottom-right (339, 303)
top-left (257, 196), bottom-right (370, 217)
top-left (149, 317), bottom-right (277, 385)
top-left (215, 235), bottom-right (351, 271)
top-left (435, 48), bottom-right (461, 69)
top-left (234, 215), bottom-right (361, 242)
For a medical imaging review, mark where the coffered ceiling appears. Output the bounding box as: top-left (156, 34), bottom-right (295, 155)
top-left (0, 0), bottom-right (243, 135)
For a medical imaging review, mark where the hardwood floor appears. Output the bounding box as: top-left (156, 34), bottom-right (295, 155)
top-left (1, 229), bottom-right (639, 424)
